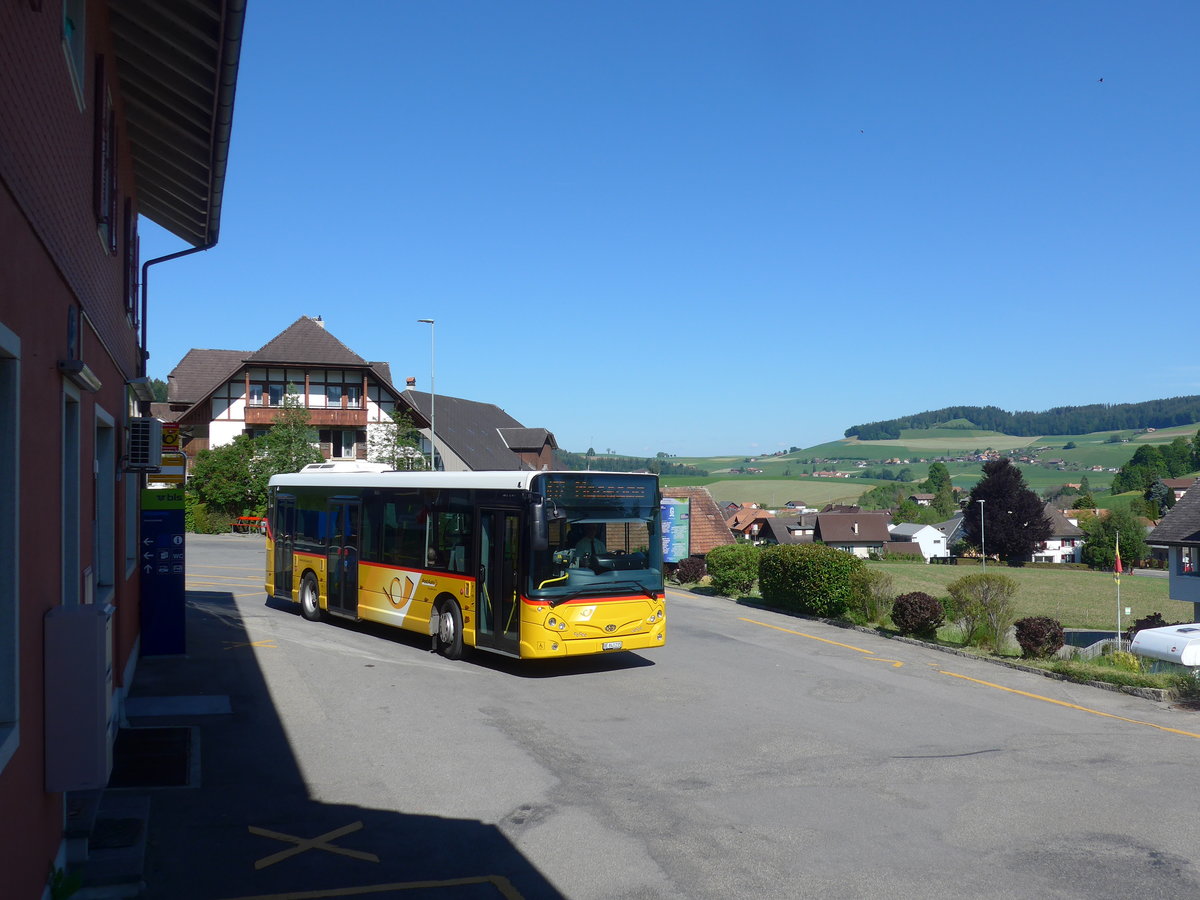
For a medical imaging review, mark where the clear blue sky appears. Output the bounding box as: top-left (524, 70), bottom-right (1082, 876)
top-left (142, 1), bottom-right (1199, 458)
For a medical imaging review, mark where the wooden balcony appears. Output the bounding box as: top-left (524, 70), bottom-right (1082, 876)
top-left (245, 406), bottom-right (367, 427)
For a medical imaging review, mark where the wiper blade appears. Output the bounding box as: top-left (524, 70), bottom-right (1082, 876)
top-left (546, 581), bottom-right (659, 607)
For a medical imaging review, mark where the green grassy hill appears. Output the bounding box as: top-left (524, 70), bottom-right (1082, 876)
top-left (659, 423), bottom-right (1200, 508)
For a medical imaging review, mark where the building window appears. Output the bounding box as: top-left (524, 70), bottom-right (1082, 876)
top-left (63, 385), bottom-right (81, 606)
top-left (94, 409), bottom-right (116, 600)
top-left (1180, 547), bottom-right (1198, 576)
top-left (123, 198), bottom-right (139, 321)
top-left (93, 57), bottom-right (117, 254)
top-left (0, 323), bottom-right (20, 771)
top-left (62, 0), bottom-right (87, 109)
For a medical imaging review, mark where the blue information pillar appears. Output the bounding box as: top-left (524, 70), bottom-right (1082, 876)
top-left (140, 488), bottom-right (186, 655)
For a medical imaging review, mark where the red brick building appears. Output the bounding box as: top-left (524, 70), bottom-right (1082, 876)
top-left (0, 3), bottom-right (246, 896)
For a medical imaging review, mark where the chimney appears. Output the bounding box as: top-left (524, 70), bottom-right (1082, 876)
top-left (405, 377), bottom-right (416, 390)
top-left (313, 315), bottom-right (325, 328)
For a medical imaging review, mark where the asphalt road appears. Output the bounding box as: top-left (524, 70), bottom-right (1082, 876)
top-left (140, 534), bottom-right (1200, 900)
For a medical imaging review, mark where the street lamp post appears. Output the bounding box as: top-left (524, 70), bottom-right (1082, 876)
top-left (977, 498), bottom-right (986, 569)
top-left (417, 318), bottom-right (435, 470)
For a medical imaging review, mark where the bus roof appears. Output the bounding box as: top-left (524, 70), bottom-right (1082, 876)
top-left (267, 469), bottom-right (656, 491)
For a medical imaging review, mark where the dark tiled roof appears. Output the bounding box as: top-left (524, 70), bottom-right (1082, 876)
top-left (815, 512), bottom-right (892, 543)
top-left (759, 516), bottom-right (816, 545)
top-left (499, 428), bottom-right (557, 452)
top-left (247, 317), bottom-right (366, 366)
top-left (663, 487), bottom-right (737, 554)
top-left (1043, 503), bottom-right (1084, 539)
top-left (1150, 479), bottom-right (1200, 545)
top-left (883, 541), bottom-right (924, 557)
top-left (406, 390), bottom-right (545, 470)
top-left (166, 348), bottom-right (247, 403)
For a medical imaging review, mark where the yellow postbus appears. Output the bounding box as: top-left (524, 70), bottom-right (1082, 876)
top-left (265, 463), bottom-right (666, 660)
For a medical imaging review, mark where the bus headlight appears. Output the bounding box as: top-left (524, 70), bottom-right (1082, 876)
top-left (547, 616), bottom-right (557, 629)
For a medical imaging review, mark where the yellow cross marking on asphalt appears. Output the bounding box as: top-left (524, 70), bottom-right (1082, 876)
top-left (248, 821), bottom-right (379, 869)
top-left (224, 639), bottom-right (277, 650)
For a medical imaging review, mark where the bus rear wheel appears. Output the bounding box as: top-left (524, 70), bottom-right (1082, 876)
top-left (299, 573), bottom-right (323, 622)
top-left (434, 598), bottom-right (464, 660)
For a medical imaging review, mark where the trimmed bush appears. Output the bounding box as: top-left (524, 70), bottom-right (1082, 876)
top-left (673, 555), bottom-right (707, 585)
top-left (759, 544), bottom-right (863, 618)
top-left (891, 591), bottom-right (944, 637)
top-left (946, 572), bottom-right (1019, 652)
top-left (848, 567), bottom-right (895, 625)
top-left (706, 544), bottom-right (760, 596)
top-left (1013, 616), bottom-right (1065, 659)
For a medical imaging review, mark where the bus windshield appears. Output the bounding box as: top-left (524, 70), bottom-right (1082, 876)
top-left (529, 473), bottom-right (663, 603)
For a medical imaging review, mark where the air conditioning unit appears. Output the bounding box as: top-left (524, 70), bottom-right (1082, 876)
top-left (128, 417), bottom-right (163, 469)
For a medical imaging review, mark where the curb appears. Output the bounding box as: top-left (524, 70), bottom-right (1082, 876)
top-left (689, 592), bottom-right (1173, 703)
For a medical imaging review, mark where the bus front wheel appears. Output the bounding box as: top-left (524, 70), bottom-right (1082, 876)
top-left (435, 598), bottom-right (464, 660)
top-left (299, 573), bottom-right (323, 622)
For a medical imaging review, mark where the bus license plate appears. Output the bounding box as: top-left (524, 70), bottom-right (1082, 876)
top-left (602, 641), bottom-right (623, 651)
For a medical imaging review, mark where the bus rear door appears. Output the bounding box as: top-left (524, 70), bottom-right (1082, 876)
top-left (273, 494), bottom-right (296, 599)
top-left (327, 498), bottom-right (361, 618)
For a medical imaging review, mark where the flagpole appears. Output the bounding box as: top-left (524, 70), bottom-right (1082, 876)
top-left (1115, 530), bottom-right (1122, 650)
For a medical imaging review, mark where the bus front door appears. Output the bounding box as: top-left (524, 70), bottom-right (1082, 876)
top-left (273, 495), bottom-right (296, 599)
top-left (476, 508), bottom-right (521, 655)
top-left (326, 499), bottom-right (361, 618)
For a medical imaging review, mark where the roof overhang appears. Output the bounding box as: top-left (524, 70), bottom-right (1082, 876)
top-left (109, 0), bottom-right (248, 247)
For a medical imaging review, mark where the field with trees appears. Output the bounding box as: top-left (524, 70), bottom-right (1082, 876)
top-left (659, 421), bottom-right (1200, 510)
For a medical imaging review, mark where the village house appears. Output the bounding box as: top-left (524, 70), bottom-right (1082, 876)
top-left (1148, 485), bottom-right (1200, 620)
top-left (888, 522), bottom-right (949, 560)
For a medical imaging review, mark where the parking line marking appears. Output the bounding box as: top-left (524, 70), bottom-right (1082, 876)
top-left (938, 670), bottom-right (1200, 740)
top-left (224, 640), bottom-right (277, 651)
top-left (740, 617), bottom-right (875, 655)
top-left (221, 874), bottom-right (524, 900)
top-left (249, 821), bottom-right (379, 869)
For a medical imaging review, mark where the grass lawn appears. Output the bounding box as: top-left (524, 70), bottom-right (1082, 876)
top-left (864, 561), bottom-right (1192, 630)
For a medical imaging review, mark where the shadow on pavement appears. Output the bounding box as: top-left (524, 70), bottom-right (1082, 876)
top-left (123, 582), bottom-right (565, 900)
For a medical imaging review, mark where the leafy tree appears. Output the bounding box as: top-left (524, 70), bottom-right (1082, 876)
top-left (1063, 441), bottom-right (1077, 450)
top-left (1079, 475), bottom-right (1091, 494)
top-left (1111, 445), bottom-right (1167, 494)
top-left (858, 483), bottom-right (907, 511)
top-left (1164, 436), bottom-right (1193, 478)
top-left (893, 498), bottom-right (921, 524)
top-left (150, 377), bottom-right (168, 402)
top-left (931, 483), bottom-right (958, 519)
top-left (1071, 493), bottom-right (1096, 509)
top-left (1146, 480), bottom-right (1175, 515)
top-left (188, 434), bottom-right (263, 517)
top-left (258, 391), bottom-right (323, 478)
top-left (962, 459), bottom-right (1052, 564)
top-left (1080, 507), bottom-right (1149, 569)
top-left (369, 408), bottom-right (428, 470)
top-left (920, 462), bottom-right (952, 494)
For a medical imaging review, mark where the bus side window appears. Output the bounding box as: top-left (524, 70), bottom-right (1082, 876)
top-left (381, 490), bottom-right (424, 567)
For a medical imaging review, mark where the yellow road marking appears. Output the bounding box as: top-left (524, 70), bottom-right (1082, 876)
top-left (740, 617), bottom-right (876, 655)
top-left (224, 640), bottom-right (277, 651)
top-left (221, 874), bottom-right (524, 900)
top-left (938, 670), bottom-right (1200, 740)
top-left (189, 564), bottom-right (265, 571)
top-left (249, 821), bottom-right (379, 870)
top-left (867, 657), bottom-right (904, 668)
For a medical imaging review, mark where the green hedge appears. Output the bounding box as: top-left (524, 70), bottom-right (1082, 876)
top-left (706, 544), bottom-right (760, 596)
top-left (758, 544), bottom-right (863, 618)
